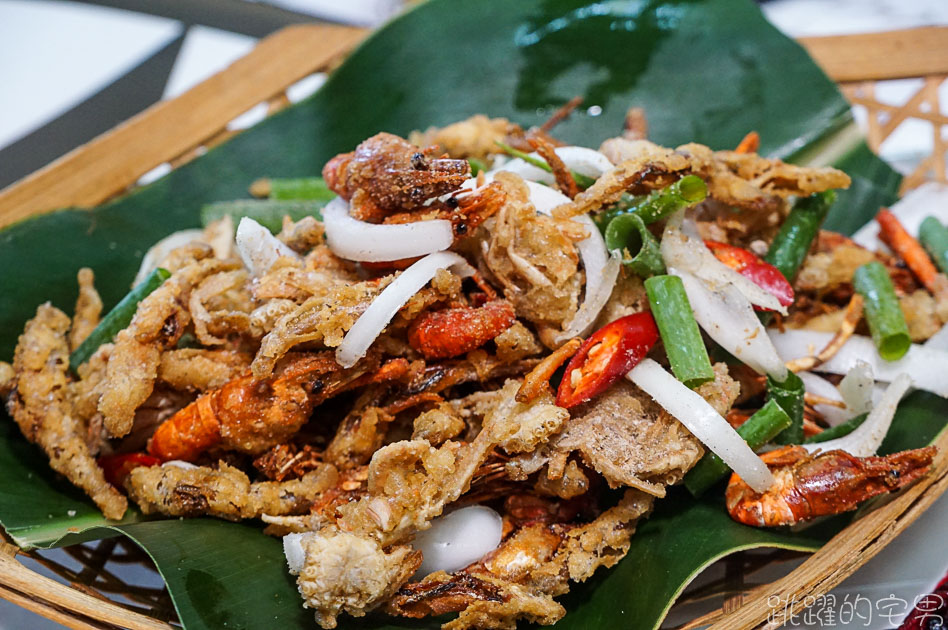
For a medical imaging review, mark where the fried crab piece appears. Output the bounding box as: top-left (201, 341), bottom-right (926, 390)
top-left (156, 348), bottom-right (252, 392)
top-left (553, 363), bottom-right (738, 497)
top-left (386, 489), bottom-right (655, 630)
top-left (125, 461), bottom-right (338, 520)
top-left (69, 267), bottom-right (103, 351)
top-left (98, 251), bottom-right (239, 438)
top-left (482, 172), bottom-right (582, 329)
top-left (323, 132), bottom-right (470, 220)
top-left (6, 304), bottom-right (127, 519)
top-left (188, 269), bottom-right (252, 345)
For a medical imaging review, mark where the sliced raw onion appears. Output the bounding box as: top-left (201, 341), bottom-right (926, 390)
top-left (627, 358), bottom-right (775, 493)
top-left (769, 329), bottom-right (948, 397)
top-left (802, 373), bottom-right (912, 456)
top-left (236, 217), bottom-right (300, 276)
top-left (556, 251), bottom-right (621, 342)
top-left (161, 460), bottom-right (199, 470)
top-left (283, 532), bottom-right (313, 574)
top-left (493, 146), bottom-right (613, 186)
top-left (661, 215), bottom-right (788, 315)
top-left (335, 252), bottom-right (474, 368)
top-left (414, 506), bottom-right (503, 576)
top-left (135, 229), bottom-right (205, 285)
top-left (673, 268), bottom-right (788, 381)
top-left (797, 371), bottom-right (853, 427)
top-left (838, 361), bottom-right (875, 416)
top-left (323, 197), bottom-right (454, 262)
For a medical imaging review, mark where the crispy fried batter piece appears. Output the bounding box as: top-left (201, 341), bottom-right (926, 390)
top-left (556, 138), bottom-right (849, 219)
top-left (99, 253), bottom-right (237, 437)
top-left (6, 305), bottom-right (126, 519)
top-left (189, 269), bottom-right (251, 345)
top-left (293, 528), bottom-right (421, 629)
top-left (252, 278), bottom-right (387, 378)
top-left (409, 115), bottom-right (519, 161)
top-left (70, 268), bottom-right (102, 351)
top-left (157, 348), bottom-right (251, 392)
top-left (278, 215), bottom-right (325, 253)
top-left (554, 363), bottom-right (738, 497)
top-left (125, 461), bottom-right (338, 520)
top-left (412, 403), bottom-right (466, 445)
top-left (483, 172), bottom-right (581, 328)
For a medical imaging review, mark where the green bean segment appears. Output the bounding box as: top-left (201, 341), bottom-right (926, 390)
top-left (764, 190), bottom-right (835, 282)
top-left (605, 213), bottom-right (665, 277)
top-left (69, 268), bottom-right (171, 373)
top-left (920, 216), bottom-right (948, 275)
top-left (768, 371), bottom-right (806, 445)
top-left (267, 177), bottom-right (335, 201)
top-left (596, 176), bottom-right (707, 232)
top-left (200, 199), bottom-right (327, 233)
top-left (684, 399), bottom-right (791, 496)
top-left (803, 413), bottom-right (867, 444)
top-left (644, 275), bottom-right (714, 388)
top-left (853, 261), bottom-right (911, 360)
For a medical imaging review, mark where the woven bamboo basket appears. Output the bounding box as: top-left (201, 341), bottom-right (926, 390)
top-left (0, 21), bottom-right (946, 630)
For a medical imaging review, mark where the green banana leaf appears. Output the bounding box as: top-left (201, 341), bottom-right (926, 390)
top-left (1, 0), bottom-right (937, 629)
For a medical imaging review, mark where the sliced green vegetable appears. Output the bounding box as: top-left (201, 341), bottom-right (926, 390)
top-left (200, 199), bottom-right (327, 233)
top-left (468, 157), bottom-right (489, 176)
top-left (769, 371), bottom-right (806, 445)
top-left (605, 212), bottom-right (665, 277)
top-left (764, 191), bottom-right (835, 282)
top-left (264, 177), bottom-right (335, 201)
top-left (595, 175), bottom-right (706, 231)
top-left (494, 140), bottom-right (596, 188)
top-left (684, 399), bottom-right (791, 496)
top-left (69, 268), bottom-right (170, 373)
top-left (803, 413), bottom-right (868, 444)
top-left (645, 275), bottom-right (714, 388)
top-left (920, 216), bottom-right (948, 275)
top-left (853, 260), bottom-right (911, 360)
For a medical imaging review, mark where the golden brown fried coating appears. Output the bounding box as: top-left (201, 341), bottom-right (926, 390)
top-left (252, 278), bottom-right (387, 378)
top-left (325, 404), bottom-right (393, 470)
top-left (69, 268), bottom-right (102, 351)
top-left (125, 461), bottom-right (338, 520)
top-left (7, 304), bottom-right (126, 519)
top-left (409, 115), bottom-right (519, 161)
top-left (483, 173), bottom-right (581, 328)
top-left (411, 404), bottom-right (466, 445)
top-left (294, 528), bottom-right (421, 629)
top-left (189, 269), bottom-right (251, 345)
top-left (278, 215), bottom-right (325, 253)
top-left (554, 363), bottom-right (738, 497)
top-left (157, 348), bottom-right (251, 392)
top-left (493, 321), bottom-right (543, 363)
top-left (99, 255), bottom-right (237, 437)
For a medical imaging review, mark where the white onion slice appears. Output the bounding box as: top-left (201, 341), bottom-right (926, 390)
top-left (493, 146), bottom-right (613, 186)
top-left (673, 269), bottom-right (788, 381)
top-left (335, 252), bottom-right (473, 368)
top-left (769, 329), bottom-right (948, 397)
top-left (661, 216), bottom-right (788, 315)
top-left (556, 251), bottom-right (621, 342)
top-left (323, 197), bottom-right (454, 262)
top-left (414, 506), bottom-right (503, 576)
top-left (161, 460), bottom-right (199, 470)
top-left (236, 217), bottom-right (300, 276)
top-left (627, 359), bottom-right (775, 493)
top-left (838, 361), bottom-right (875, 416)
top-left (802, 373), bottom-right (912, 456)
top-left (797, 371), bottom-right (853, 427)
top-left (283, 532), bottom-right (314, 574)
top-left (135, 229), bottom-right (205, 285)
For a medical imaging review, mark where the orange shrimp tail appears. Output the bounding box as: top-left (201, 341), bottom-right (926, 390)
top-left (408, 300), bottom-right (516, 360)
top-left (148, 394), bottom-right (222, 462)
top-left (323, 152), bottom-right (353, 199)
top-left (726, 446), bottom-right (936, 527)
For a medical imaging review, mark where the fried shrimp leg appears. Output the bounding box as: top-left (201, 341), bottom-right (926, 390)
top-left (726, 445), bottom-right (935, 527)
top-left (7, 304), bottom-right (127, 519)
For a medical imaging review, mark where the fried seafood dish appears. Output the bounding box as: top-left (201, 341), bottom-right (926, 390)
top-left (4, 108), bottom-right (947, 629)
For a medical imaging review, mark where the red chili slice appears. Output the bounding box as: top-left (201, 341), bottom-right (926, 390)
top-left (555, 312), bottom-right (659, 409)
top-left (704, 240), bottom-right (794, 308)
top-left (98, 452), bottom-right (161, 488)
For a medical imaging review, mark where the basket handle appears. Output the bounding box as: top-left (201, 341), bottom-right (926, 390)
top-left (0, 23), bottom-right (368, 229)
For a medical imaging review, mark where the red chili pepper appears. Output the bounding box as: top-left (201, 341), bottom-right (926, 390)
top-left (98, 452), bottom-right (161, 488)
top-left (704, 240), bottom-right (794, 309)
top-left (555, 312), bottom-right (659, 409)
